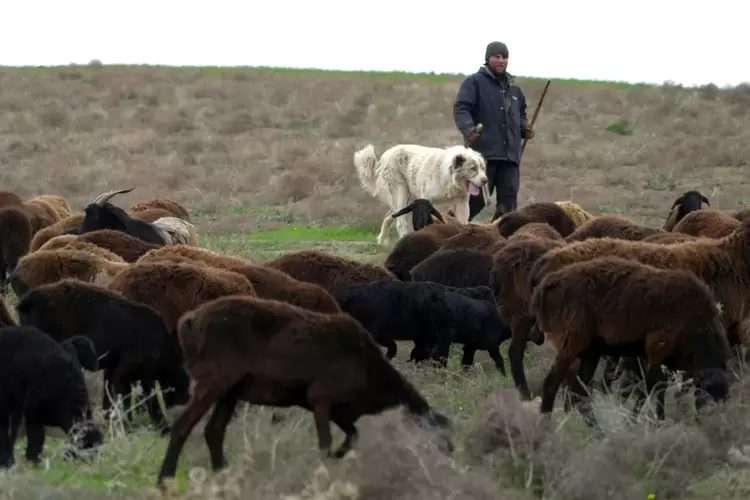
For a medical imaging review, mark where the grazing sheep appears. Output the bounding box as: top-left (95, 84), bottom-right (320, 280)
top-left (497, 202), bottom-right (577, 238)
top-left (265, 250), bottom-right (394, 304)
top-left (490, 237), bottom-right (565, 400)
top-left (410, 248), bottom-right (494, 288)
top-left (531, 256), bottom-right (732, 422)
top-left (390, 198), bottom-right (445, 232)
top-left (641, 232), bottom-right (700, 244)
top-left (40, 238), bottom-right (127, 263)
top-left (75, 229), bottom-right (162, 262)
top-left (8, 249), bottom-right (129, 296)
top-left (29, 214), bottom-right (84, 251)
top-left (383, 223), bottom-right (463, 280)
top-left (108, 261), bottom-right (256, 334)
top-left (565, 214), bottom-right (664, 242)
top-left (663, 190), bottom-right (710, 231)
top-left (0, 326), bottom-right (103, 468)
top-left (128, 198), bottom-right (191, 222)
top-left (156, 294), bottom-right (452, 484)
top-left (151, 216), bottom-right (198, 245)
top-left (438, 223), bottom-right (503, 252)
top-left (530, 218), bottom-right (750, 348)
top-left (672, 209), bottom-right (740, 239)
top-left (0, 191), bottom-right (23, 208)
top-left (0, 207), bottom-right (32, 284)
top-left (138, 245), bottom-right (341, 313)
top-left (508, 222), bottom-right (564, 242)
top-left (81, 188), bottom-right (169, 245)
top-left (16, 279), bottom-right (190, 428)
top-left (554, 200), bottom-right (595, 227)
top-left (22, 196), bottom-right (62, 233)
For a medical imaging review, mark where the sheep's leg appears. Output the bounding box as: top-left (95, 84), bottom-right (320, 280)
top-left (0, 413), bottom-right (11, 468)
top-left (157, 381), bottom-right (219, 485)
top-left (385, 340), bottom-right (398, 360)
top-left (486, 345), bottom-right (507, 376)
top-left (204, 391), bottom-right (239, 471)
top-left (567, 348), bottom-right (601, 427)
top-left (311, 401), bottom-right (334, 456)
top-left (331, 419), bottom-right (358, 458)
top-left (461, 344), bottom-right (477, 370)
top-left (540, 353), bottom-right (578, 414)
top-left (24, 423), bottom-right (45, 464)
top-left (509, 318), bottom-right (533, 400)
top-left (8, 410), bottom-right (21, 452)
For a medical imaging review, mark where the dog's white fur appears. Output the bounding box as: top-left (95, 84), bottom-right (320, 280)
top-left (354, 143), bottom-right (488, 245)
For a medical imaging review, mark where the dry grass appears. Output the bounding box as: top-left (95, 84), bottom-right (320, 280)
top-left (1, 66), bottom-right (750, 498)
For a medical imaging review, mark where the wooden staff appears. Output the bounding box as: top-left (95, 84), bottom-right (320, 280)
top-left (521, 79), bottom-right (551, 155)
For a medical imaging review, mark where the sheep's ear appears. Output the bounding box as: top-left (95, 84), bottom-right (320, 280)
top-left (391, 203), bottom-right (415, 219)
top-left (451, 155), bottom-right (466, 169)
top-left (430, 205), bottom-right (445, 223)
top-left (700, 194), bottom-right (710, 206)
top-left (671, 195), bottom-right (685, 209)
top-left (63, 336), bottom-right (99, 371)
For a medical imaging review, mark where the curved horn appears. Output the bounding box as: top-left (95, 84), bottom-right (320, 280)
top-left (91, 187), bottom-right (135, 206)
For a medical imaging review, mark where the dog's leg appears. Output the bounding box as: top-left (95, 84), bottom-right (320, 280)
top-left (377, 209), bottom-right (394, 246)
top-left (392, 185), bottom-right (413, 239)
top-left (452, 195), bottom-right (471, 224)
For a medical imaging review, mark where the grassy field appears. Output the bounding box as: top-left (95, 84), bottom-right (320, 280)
top-left (1, 64), bottom-right (750, 498)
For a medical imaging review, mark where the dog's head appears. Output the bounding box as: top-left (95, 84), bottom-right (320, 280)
top-left (446, 147), bottom-right (487, 196)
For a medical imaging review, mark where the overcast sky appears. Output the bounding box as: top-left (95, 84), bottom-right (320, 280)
top-left (3, 0), bottom-right (747, 87)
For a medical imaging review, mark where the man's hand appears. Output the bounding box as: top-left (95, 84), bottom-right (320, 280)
top-left (465, 130), bottom-right (481, 145)
top-left (522, 127), bottom-right (535, 140)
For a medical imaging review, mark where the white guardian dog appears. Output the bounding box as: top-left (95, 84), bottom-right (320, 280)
top-left (354, 143), bottom-right (488, 245)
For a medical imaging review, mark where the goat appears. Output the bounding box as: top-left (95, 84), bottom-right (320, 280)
top-left (81, 188), bottom-right (168, 245)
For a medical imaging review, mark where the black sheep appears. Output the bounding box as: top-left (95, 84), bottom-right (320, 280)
top-left (410, 248), bottom-right (493, 288)
top-left (390, 198), bottom-right (444, 231)
top-left (15, 279), bottom-right (190, 430)
top-left (0, 326), bottom-right (102, 468)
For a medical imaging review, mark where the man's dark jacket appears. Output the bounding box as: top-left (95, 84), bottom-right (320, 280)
top-left (453, 65), bottom-right (528, 165)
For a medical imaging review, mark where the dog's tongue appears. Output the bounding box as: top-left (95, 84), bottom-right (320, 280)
top-left (468, 183), bottom-right (480, 196)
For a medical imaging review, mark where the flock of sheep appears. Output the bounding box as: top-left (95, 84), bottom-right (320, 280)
top-left (0, 184), bottom-right (748, 488)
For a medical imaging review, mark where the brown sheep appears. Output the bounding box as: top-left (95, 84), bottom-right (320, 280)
top-left (75, 229), bottom-right (161, 262)
top-left (126, 207), bottom-right (174, 223)
top-left (30, 194), bottom-right (72, 220)
top-left (438, 223), bottom-right (503, 252)
top-left (137, 245), bottom-right (341, 313)
top-left (508, 222), bottom-right (564, 242)
top-left (672, 209), bottom-right (740, 239)
top-left (36, 234), bottom-right (78, 252)
top-left (0, 191), bottom-right (23, 209)
top-left (530, 218), bottom-right (750, 348)
top-left (531, 256), bottom-right (732, 422)
top-left (22, 196), bottom-right (61, 234)
top-left (497, 202), bottom-right (577, 238)
top-left (156, 294), bottom-right (451, 485)
top-left (383, 223), bottom-right (465, 280)
top-left (265, 250), bottom-right (395, 304)
top-left (8, 249), bottom-right (129, 296)
top-left (565, 214), bottom-right (664, 242)
top-left (0, 208), bottom-right (33, 284)
top-left (663, 190), bottom-right (710, 231)
top-left (410, 248), bottom-right (494, 288)
top-left (108, 261), bottom-right (256, 334)
top-left (733, 207), bottom-right (750, 223)
top-left (29, 214), bottom-right (84, 252)
top-left (554, 200), bottom-right (595, 227)
top-left (490, 237), bottom-right (565, 400)
top-left (128, 198), bottom-right (191, 222)
top-left (42, 239), bottom-right (127, 264)
top-left (641, 232), bottom-right (700, 244)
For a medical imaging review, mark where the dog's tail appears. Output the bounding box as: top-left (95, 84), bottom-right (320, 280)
top-left (353, 144), bottom-right (379, 195)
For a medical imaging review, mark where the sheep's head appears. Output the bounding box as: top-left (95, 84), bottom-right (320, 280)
top-left (448, 147), bottom-right (487, 197)
top-left (81, 188), bottom-right (135, 233)
top-left (391, 199), bottom-right (444, 232)
top-left (670, 190), bottom-right (710, 224)
top-left (497, 212), bottom-right (531, 238)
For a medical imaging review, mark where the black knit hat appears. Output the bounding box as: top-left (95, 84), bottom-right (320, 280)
top-left (485, 41), bottom-right (509, 60)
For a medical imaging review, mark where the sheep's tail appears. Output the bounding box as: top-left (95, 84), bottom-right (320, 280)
top-left (353, 144), bottom-right (379, 195)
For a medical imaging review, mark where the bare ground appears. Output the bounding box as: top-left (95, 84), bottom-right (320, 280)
top-left (1, 66), bottom-right (750, 498)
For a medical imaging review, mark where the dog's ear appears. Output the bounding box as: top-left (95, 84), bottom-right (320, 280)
top-left (451, 155), bottom-right (466, 169)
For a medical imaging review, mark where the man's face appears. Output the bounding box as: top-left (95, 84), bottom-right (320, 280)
top-left (488, 53), bottom-right (508, 73)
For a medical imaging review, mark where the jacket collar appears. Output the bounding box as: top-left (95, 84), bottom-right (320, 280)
top-left (479, 64), bottom-right (514, 87)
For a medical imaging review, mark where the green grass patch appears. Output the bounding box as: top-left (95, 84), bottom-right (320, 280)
top-left (246, 224), bottom-right (377, 242)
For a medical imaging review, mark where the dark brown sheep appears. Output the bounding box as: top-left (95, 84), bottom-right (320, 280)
top-left (39, 237), bottom-right (127, 263)
top-left (8, 249), bottom-right (129, 296)
top-left (641, 232), bottom-right (700, 244)
top-left (490, 237), bottom-right (565, 400)
top-left (108, 261), bottom-right (256, 334)
top-left (156, 294), bottom-right (451, 485)
top-left (531, 256), bottom-right (732, 422)
top-left (530, 218), bottom-right (750, 348)
top-left (672, 209), bottom-right (740, 238)
top-left (497, 202), bottom-right (577, 238)
top-left (75, 229), bottom-right (162, 263)
top-left (128, 198), bottom-right (191, 222)
top-left (410, 248), bottom-right (494, 289)
top-left (29, 214), bottom-right (84, 252)
top-left (663, 190), bottom-right (710, 230)
top-left (265, 250), bottom-right (395, 304)
top-left (0, 191), bottom-right (23, 209)
top-left (0, 207), bottom-right (32, 284)
top-left (383, 223), bottom-right (464, 280)
top-left (438, 223), bottom-right (503, 252)
top-left (565, 214), bottom-right (664, 242)
top-left (137, 245), bottom-right (341, 313)
top-left (22, 196), bottom-right (61, 234)
top-left (508, 222), bottom-right (564, 242)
